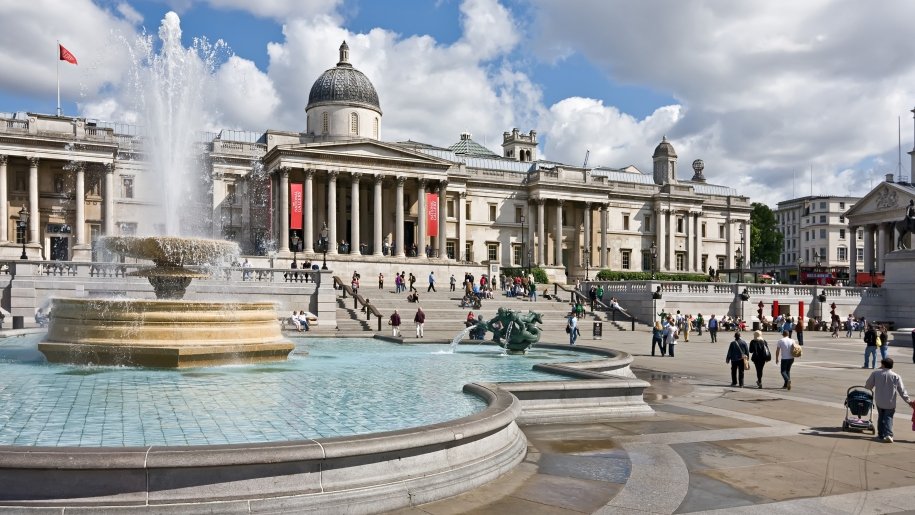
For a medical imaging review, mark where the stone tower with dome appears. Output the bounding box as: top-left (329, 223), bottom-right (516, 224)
top-left (652, 136), bottom-right (677, 185)
top-left (305, 41), bottom-right (383, 139)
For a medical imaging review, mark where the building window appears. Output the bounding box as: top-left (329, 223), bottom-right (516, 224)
top-left (719, 224), bottom-right (725, 239)
top-left (839, 228), bottom-right (846, 239)
top-left (856, 248), bottom-right (864, 261)
top-left (373, 117), bottom-right (379, 138)
top-left (820, 229), bottom-right (826, 239)
top-left (820, 201), bottom-right (827, 209)
top-left (121, 176), bottom-right (134, 199)
top-left (446, 240), bottom-right (455, 260)
top-left (858, 229), bottom-right (863, 240)
top-left (701, 255), bottom-right (708, 272)
top-left (701, 222), bottom-right (706, 237)
top-left (465, 241), bottom-right (473, 262)
top-left (14, 171), bottom-right (26, 192)
top-left (515, 206), bottom-right (523, 223)
top-left (644, 215), bottom-right (651, 232)
top-left (623, 214), bottom-right (630, 231)
top-left (676, 252), bottom-right (685, 271)
top-left (322, 112), bottom-right (329, 134)
top-left (717, 256), bottom-right (726, 270)
top-left (839, 202), bottom-right (845, 209)
top-left (447, 199), bottom-right (456, 218)
top-left (621, 249), bottom-right (631, 270)
top-left (837, 246), bottom-right (847, 261)
top-left (489, 204), bottom-right (497, 222)
top-left (806, 232), bottom-right (810, 241)
top-left (641, 251), bottom-right (651, 271)
top-left (487, 242), bottom-right (499, 262)
top-left (350, 112), bottom-right (359, 135)
top-left (466, 202), bottom-right (471, 221)
top-left (54, 174), bottom-right (65, 193)
top-left (226, 184), bottom-right (237, 204)
top-left (562, 208), bottom-right (568, 226)
top-left (677, 217), bottom-right (684, 233)
top-left (820, 215), bottom-right (826, 223)
top-left (839, 215), bottom-right (845, 223)
top-left (512, 244), bottom-right (522, 266)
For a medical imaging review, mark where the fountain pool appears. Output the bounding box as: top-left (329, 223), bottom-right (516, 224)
top-left (1, 335), bottom-right (589, 447)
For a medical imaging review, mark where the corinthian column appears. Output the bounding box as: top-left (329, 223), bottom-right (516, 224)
top-left (0, 155), bottom-right (7, 242)
top-left (438, 181), bottom-right (448, 259)
top-left (75, 163), bottom-right (86, 245)
top-left (537, 199), bottom-right (545, 266)
top-left (583, 202), bottom-right (592, 269)
top-left (599, 204), bottom-right (608, 268)
top-left (350, 173), bottom-right (361, 255)
top-left (417, 179), bottom-right (427, 257)
top-left (554, 200), bottom-right (564, 266)
top-left (279, 168), bottom-right (289, 252)
top-left (395, 176), bottom-right (405, 257)
top-left (327, 171), bottom-right (338, 255)
top-left (303, 170), bottom-right (314, 253)
top-left (656, 207), bottom-right (665, 272)
top-left (28, 157), bottom-right (39, 243)
top-left (104, 163), bottom-right (115, 236)
top-left (373, 175), bottom-right (383, 256)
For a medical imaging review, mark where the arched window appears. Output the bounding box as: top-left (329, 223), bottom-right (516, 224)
top-left (322, 112), bottom-right (329, 134)
top-left (373, 117), bottom-right (379, 139)
top-left (350, 112), bottom-right (359, 135)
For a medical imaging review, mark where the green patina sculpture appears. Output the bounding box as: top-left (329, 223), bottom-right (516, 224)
top-left (477, 307), bottom-right (543, 353)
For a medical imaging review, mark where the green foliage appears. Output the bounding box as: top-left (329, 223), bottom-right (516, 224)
top-left (501, 267), bottom-right (549, 284)
top-left (750, 202), bottom-right (783, 267)
top-left (594, 270), bottom-right (711, 282)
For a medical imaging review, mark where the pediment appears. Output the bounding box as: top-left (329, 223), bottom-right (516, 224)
top-left (845, 182), bottom-right (915, 222)
top-left (271, 140), bottom-right (454, 168)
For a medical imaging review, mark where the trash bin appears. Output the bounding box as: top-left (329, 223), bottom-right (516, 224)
top-left (12, 316), bottom-right (24, 330)
top-left (752, 322), bottom-right (760, 331)
top-left (593, 321), bottom-right (603, 340)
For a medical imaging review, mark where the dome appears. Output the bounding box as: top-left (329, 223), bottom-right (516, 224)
top-left (652, 136), bottom-right (677, 159)
top-left (307, 41), bottom-right (381, 114)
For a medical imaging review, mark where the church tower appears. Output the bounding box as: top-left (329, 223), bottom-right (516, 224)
top-left (652, 136), bottom-right (677, 185)
top-left (501, 128), bottom-right (538, 162)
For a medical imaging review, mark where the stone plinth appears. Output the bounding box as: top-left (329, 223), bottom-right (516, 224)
top-left (40, 298), bottom-right (295, 368)
top-left (882, 249), bottom-right (915, 328)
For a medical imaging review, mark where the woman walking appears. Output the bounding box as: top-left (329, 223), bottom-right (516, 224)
top-left (726, 332), bottom-right (750, 387)
top-left (665, 317), bottom-right (678, 357)
top-left (748, 330), bottom-right (771, 388)
top-left (879, 325), bottom-right (889, 361)
top-left (651, 321), bottom-right (666, 357)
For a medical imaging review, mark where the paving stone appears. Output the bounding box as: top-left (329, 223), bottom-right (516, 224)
top-left (536, 452), bottom-right (630, 483)
top-left (511, 473), bottom-right (623, 513)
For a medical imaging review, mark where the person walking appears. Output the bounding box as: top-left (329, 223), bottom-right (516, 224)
top-left (683, 314), bottom-right (692, 342)
top-left (378, 273), bottom-right (384, 289)
top-left (748, 330), bottom-right (772, 388)
top-left (846, 314), bottom-right (854, 338)
top-left (413, 307), bottom-right (425, 338)
top-left (651, 321), bottom-right (665, 357)
top-left (865, 357), bottom-right (913, 443)
top-left (863, 324), bottom-right (879, 368)
top-left (775, 330), bottom-right (797, 390)
top-left (878, 325), bottom-right (889, 361)
top-left (795, 320), bottom-right (804, 346)
top-left (389, 309), bottom-right (402, 338)
top-left (708, 315), bottom-right (719, 343)
top-left (696, 313), bottom-right (704, 336)
top-left (726, 332), bottom-right (750, 387)
top-left (409, 273), bottom-right (417, 293)
top-left (567, 313), bottom-right (579, 345)
top-left (450, 274), bottom-right (456, 292)
top-left (427, 271), bottom-right (437, 292)
top-left (666, 318), bottom-right (679, 357)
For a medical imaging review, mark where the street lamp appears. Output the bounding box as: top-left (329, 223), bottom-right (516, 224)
top-left (649, 241), bottom-right (657, 279)
top-left (17, 205), bottom-right (29, 260)
top-left (290, 234), bottom-right (300, 267)
top-left (318, 222), bottom-right (329, 270)
top-left (735, 245), bottom-right (744, 284)
top-left (796, 257), bottom-right (805, 285)
top-left (583, 248), bottom-right (591, 281)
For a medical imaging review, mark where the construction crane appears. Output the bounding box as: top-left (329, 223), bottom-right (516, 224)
top-left (582, 149), bottom-right (590, 168)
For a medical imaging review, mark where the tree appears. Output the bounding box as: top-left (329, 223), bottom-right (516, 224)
top-left (750, 202), bottom-right (783, 268)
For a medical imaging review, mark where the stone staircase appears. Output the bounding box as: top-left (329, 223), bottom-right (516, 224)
top-left (333, 283), bottom-right (638, 337)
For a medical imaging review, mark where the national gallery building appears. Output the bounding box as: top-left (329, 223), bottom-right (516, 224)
top-left (0, 42), bottom-right (751, 282)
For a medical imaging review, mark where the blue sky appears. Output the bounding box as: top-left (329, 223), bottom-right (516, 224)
top-left (2, 0), bottom-right (915, 207)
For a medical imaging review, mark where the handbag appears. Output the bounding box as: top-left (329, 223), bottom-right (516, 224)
top-left (763, 341), bottom-right (772, 362)
top-left (791, 343), bottom-right (803, 358)
top-left (742, 355), bottom-right (750, 370)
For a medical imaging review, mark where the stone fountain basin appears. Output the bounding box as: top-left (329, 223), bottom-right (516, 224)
top-left (40, 298), bottom-right (294, 368)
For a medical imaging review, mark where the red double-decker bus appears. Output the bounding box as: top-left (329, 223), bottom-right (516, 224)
top-left (799, 266), bottom-right (850, 286)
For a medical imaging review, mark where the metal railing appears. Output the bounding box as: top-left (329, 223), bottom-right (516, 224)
top-left (333, 276), bottom-right (383, 331)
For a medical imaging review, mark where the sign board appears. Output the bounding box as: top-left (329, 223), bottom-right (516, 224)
top-left (593, 321), bottom-right (603, 339)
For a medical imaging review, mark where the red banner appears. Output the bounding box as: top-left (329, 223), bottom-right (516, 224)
top-left (290, 183), bottom-right (303, 230)
top-left (426, 192), bottom-right (439, 237)
top-left (59, 43), bottom-right (78, 65)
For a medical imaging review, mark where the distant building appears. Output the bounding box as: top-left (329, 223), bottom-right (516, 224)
top-left (774, 195), bottom-right (861, 284)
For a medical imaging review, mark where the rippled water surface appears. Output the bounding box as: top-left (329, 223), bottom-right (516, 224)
top-left (0, 336), bottom-right (589, 447)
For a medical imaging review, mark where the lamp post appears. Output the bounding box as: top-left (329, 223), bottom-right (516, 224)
top-left (583, 248), bottom-right (591, 281)
top-left (290, 234), bottom-right (300, 267)
top-left (319, 222), bottom-right (329, 270)
top-left (649, 241), bottom-right (657, 280)
top-left (17, 205), bottom-right (29, 260)
top-left (796, 257), bottom-right (805, 285)
top-left (735, 245), bottom-right (744, 284)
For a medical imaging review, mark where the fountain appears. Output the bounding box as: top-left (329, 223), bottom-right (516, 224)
top-left (39, 236), bottom-right (294, 367)
top-left (469, 308), bottom-right (544, 353)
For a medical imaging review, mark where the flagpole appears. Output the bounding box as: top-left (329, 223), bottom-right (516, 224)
top-left (56, 40), bottom-right (61, 117)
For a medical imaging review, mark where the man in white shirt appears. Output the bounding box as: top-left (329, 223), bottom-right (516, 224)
top-left (865, 358), bottom-right (913, 442)
top-left (774, 331), bottom-right (797, 390)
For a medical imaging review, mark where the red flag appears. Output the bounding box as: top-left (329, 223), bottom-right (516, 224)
top-left (59, 43), bottom-right (77, 65)
top-left (426, 192), bottom-right (438, 237)
top-left (290, 183), bottom-right (303, 230)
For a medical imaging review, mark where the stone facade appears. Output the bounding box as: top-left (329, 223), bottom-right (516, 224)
top-left (774, 195), bottom-right (861, 283)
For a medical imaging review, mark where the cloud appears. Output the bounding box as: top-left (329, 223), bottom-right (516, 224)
top-left (116, 2), bottom-right (143, 25)
top-left (527, 0), bottom-right (915, 205)
top-left (213, 55), bottom-right (280, 129)
top-left (205, 0), bottom-right (342, 21)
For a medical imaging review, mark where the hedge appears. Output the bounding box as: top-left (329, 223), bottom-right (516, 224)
top-left (594, 270), bottom-right (712, 282)
top-left (501, 267), bottom-right (549, 284)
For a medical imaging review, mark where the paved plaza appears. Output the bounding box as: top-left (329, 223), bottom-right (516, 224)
top-left (393, 326), bottom-right (915, 514)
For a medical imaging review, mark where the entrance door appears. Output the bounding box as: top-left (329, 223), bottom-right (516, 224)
top-left (561, 248), bottom-right (570, 278)
top-left (50, 237), bottom-right (69, 261)
top-left (404, 221), bottom-right (415, 256)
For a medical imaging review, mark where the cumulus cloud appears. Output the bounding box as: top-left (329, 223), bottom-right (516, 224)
top-left (205, 0), bottom-right (342, 22)
top-left (527, 0), bottom-right (915, 205)
top-left (213, 55), bottom-right (280, 129)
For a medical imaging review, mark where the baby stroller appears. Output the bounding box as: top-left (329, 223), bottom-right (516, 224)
top-left (842, 386), bottom-right (875, 434)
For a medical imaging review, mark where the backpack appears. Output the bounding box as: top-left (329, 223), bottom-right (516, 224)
top-left (709, 319), bottom-right (718, 329)
top-left (791, 342), bottom-right (802, 358)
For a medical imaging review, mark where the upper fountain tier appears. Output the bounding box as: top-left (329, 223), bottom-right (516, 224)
top-left (101, 236), bottom-right (239, 267)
